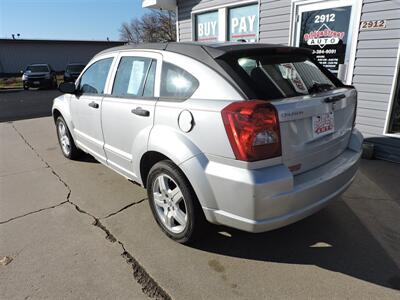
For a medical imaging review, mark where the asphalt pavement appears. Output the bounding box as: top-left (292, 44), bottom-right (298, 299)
top-left (0, 89), bottom-right (60, 122)
top-left (1, 90), bottom-right (399, 299)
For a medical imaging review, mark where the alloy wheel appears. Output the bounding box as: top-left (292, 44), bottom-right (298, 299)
top-left (58, 121), bottom-right (71, 156)
top-left (152, 174), bottom-right (188, 234)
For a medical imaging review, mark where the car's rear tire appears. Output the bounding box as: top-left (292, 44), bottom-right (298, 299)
top-left (55, 116), bottom-right (81, 160)
top-left (147, 160), bottom-right (206, 244)
top-left (52, 76), bottom-right (58, 89)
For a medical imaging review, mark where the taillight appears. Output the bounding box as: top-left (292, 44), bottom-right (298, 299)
top-left (221, 100), bottom-right (282, 162)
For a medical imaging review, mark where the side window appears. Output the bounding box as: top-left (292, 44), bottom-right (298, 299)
top-left (143, 61), bottom-right (156, 97)
top-left (79, 58), bottom-right (113, 95)
top-left (160, 62), bottom-right (199, 99)
top-left (112, 56), bottom-right (155, 98)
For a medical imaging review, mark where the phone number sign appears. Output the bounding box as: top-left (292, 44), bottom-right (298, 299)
top-left (299, 6), bottom-right (352, 74)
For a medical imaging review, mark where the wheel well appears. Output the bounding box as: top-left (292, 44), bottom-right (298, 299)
top-left (53, 109), bottom-right (61, 123)
top-left (140, 151), bottom-right (170, 188)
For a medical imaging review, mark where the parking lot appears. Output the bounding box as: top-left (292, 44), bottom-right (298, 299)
top-left (1, 90), bottom-right (400, 299)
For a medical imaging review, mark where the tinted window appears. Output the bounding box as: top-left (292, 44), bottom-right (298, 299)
top-left (26, 65), bottom-right (49, 73)
top-left (160, 63), bottom-right (199, 99)
top-left (112, 57), bottom-right (154, 98)
top-left (67, 64), bottom-right (85, 73)
top-left (231, 54), bottom-right (336, 100)
top-left (79, 58), bottom-right (113, 95)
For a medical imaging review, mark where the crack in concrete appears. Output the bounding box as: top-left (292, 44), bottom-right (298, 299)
top-left (119, 242), bottom-right (172, 300)
top-left (10, 123), bottom-right (172, 300)
top-left (0, 200), bottom-right (68, 225)
top-left (101, 198), bottom-right (147, 220)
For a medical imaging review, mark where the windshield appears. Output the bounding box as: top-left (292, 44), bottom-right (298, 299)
top-left (232, 54), bottom-right (336, 100)
top-left (67, 65), bottom-right (85, 73)
top-left (26, 65), bottom-right (49, 73)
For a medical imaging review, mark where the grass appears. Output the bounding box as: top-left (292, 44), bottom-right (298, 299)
top-left (0, 77), bottom-right (23, 89)
top-left (0, 75), bottom-right (64, 89)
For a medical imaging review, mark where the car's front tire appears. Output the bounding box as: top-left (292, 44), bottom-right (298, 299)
top-left (55, 116), bottom-right (81, 160)
top-left (147, 160), bottom-right (206, 244)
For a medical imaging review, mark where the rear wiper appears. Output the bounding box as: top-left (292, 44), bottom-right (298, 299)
top-left (308, 83), bottom-right (335, 94)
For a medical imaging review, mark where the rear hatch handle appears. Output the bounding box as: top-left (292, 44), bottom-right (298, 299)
top-left (324, 94), bottom-right (345, 103)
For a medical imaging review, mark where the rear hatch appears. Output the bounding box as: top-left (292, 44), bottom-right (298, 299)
top-left (217, 47), bottom-right (356, 174)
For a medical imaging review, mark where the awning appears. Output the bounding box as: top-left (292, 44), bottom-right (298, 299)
top-left (142, 0), bottom-right (176, 11)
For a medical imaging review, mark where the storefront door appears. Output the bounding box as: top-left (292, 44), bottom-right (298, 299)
top-left (292, 0), bottom-right (360, 83)
top-left (387, 59), bottom-right (400, 135)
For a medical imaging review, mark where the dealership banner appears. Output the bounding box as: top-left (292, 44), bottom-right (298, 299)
top-left (299, 6), bottom-right (351, 74)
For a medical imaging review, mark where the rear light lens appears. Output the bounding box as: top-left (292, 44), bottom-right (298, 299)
top-left (221, 100), bottom-right (282, 161)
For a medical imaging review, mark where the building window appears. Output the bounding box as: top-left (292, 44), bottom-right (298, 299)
top-left (195, 11), bottom-right (219, 42)
top-left (228, 4), bottom-right (259, 42)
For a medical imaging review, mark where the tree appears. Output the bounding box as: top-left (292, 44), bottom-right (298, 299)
top-left (120, 9), bottom-right (176, 43)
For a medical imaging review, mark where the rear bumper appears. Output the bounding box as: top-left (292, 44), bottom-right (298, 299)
top-left (24, 78), bottom-right (52, 87)
top-left (180, 129), bottom-right (363, 233)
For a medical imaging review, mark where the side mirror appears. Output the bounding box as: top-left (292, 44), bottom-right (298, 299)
top-left (59, 82), bottom-right (76, 94)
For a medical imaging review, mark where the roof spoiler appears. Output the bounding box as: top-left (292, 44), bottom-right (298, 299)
top-left (203, 44), bottom-right (312, 59)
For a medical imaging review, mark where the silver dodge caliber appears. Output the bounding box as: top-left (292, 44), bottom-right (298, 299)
top-left (53, 42), bottom-right (363, 244)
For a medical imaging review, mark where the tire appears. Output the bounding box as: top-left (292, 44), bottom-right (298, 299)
top-left (52, 76), bottom-right (58, 89)
top-left (147, 160), bottom-right (206, 244)
top-left (55, 116), bottom-right (81, 160)
top-left (23, 85), bottom-right (28, 90)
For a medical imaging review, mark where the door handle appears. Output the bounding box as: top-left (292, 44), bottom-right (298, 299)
top-left (131, 107), bottom-right (150, 117)
top-left (88, 101), bottom-right (99, 109)
top-left (324, 94), bottom-right (345, 103)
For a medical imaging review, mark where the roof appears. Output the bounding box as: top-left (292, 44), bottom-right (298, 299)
top-left (98, 42), bottom-right (311, 58)
top-left (97, 42), bottom-right (313, 100)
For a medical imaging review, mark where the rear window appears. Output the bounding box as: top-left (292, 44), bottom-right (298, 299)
top-left (227, 54), bottom-right (337, 100)
top-left (26, 65), bottom-right (49, 73)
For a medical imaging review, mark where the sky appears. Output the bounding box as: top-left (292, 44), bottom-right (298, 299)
top-left (0, 0), bottom-right (147, 41)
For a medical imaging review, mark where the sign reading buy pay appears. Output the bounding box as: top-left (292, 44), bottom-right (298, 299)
top-left (196, 11), bottom-right (219, 42)
top-left (229, 4), bottom-right (259, 42)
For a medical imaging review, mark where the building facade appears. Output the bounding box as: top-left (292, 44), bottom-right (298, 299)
top-left (144, 0), bottom-right (400, 161)
top-left (0, 39), bottom-right (124, 75)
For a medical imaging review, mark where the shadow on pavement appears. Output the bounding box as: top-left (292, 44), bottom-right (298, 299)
top-left (191, 200), bottom-right (400, 291)
top-left (79, 153), bottom-right (100, 164)
top-left (0, 89), bottom-right (60, 122)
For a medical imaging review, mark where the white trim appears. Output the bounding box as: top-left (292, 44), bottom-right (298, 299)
top-left (289, 0), bottom-right (362, 84)
top-left (218, 7), bottom-right (227, 42)
top-left (346, 0), bottom-right (362, 85)
top-left (176, 6), bottom-right (180, 42)
top-left (191, 0), bottom-right (258, 14)
top-left (257, 0), bottom-right (261, 42)
top-left (190, 0), bottom-right (259, 42)
top-left (383, 43), bottom-right (400, 138)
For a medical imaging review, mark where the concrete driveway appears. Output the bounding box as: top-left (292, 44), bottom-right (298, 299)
top-left (1, 91), bottom-right (400, 299)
